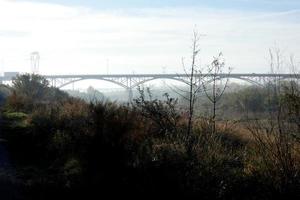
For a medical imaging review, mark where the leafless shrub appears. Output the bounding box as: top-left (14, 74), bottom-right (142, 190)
top-left (203, 53), bottom-right (232, 135)
top-left (247, 48), bottom-right (300, 193)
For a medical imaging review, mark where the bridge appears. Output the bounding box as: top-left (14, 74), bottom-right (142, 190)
top-left (44, 73), bottom-right (298, 88)
top-left (1, 72), bottom-right (299, 100)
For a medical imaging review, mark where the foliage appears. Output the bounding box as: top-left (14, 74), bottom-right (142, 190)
top-left (133, 87), bottom-right (181, 137)
top-left (12, 73), bottom-right (49, 100)
top-left (245, 50), bottom-right (300, 198)
top-left (6, 74), bottom-right (69, 112)
top-left (0, 74), bottom-right (299, 199)
top-left (0, 85), bottom-right (11, 107)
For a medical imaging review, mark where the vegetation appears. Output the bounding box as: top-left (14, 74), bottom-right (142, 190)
top-left (0, 72), bottom-right (299, 199)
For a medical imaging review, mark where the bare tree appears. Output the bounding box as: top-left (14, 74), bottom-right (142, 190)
top-left (171, 29), bottom-right (205, 137)
top-left (203, 53), bottom-right (231, 135)
top-left (186, 30), bottom-right (202, 136)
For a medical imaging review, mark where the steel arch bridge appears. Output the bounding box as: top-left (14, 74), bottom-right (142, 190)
top-left (43, 73), bottom-right (299, 100)
top-left (1, 72), bottom-right (299, 100)
top-left (44, 73), bottom-right (299, 88)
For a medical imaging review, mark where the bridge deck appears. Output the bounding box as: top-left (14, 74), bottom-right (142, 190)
top-left (43, 73), bottom-right (299, 79)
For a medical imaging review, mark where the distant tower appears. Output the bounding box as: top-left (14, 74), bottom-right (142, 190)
top-left (30, 52), bottom-right (40, 74)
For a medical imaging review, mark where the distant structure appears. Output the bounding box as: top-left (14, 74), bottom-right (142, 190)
top-left (1, 72), bottom-right (299, 101)
top-left (30, 52), bottom-right (40, 74)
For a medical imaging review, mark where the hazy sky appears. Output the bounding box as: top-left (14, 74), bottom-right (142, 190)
top-left (0, 0), bottom-right (300, 75)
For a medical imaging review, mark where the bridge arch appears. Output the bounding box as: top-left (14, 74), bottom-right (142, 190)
top-left (131, 76), bottom-right (264, 88)
top-left (57, 78), bottom-right (129, 89)
top-left (206, 76), bottom-right (264, 87)
top-left (131, 77), bottom-right (189, 88)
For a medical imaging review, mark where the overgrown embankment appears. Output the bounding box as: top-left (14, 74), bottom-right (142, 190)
top-left (0, 74), bottom-right (299, 199)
